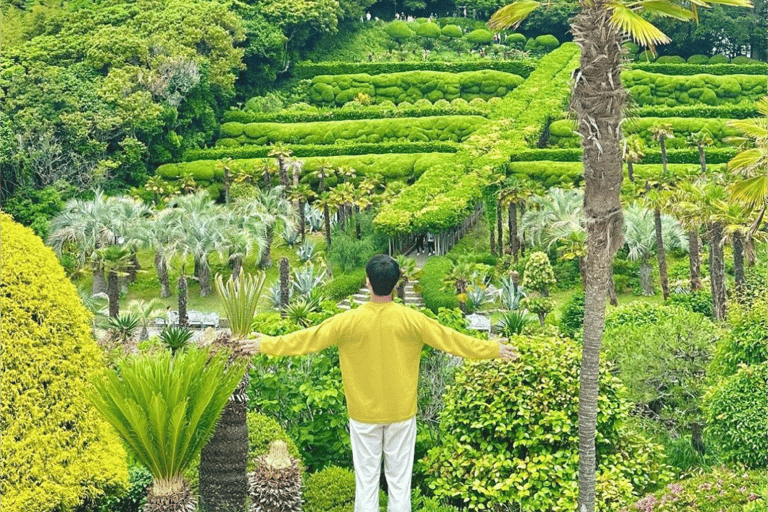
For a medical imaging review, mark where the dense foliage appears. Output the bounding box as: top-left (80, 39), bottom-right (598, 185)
top-left (0, 214), bottom-right (128, 512)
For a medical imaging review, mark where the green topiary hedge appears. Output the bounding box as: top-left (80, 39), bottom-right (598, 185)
top-left (415, 21), bottom-right (441, 39)
top-left (709, 299), bottom-right (767, 378)
top-left (549, 117), bottom-right (741, 148)
top-left (623, 70), bottom-right (766, 106)
top-left (656, 55), bottom-right (686, 64)
top-left (424, 334), bottom-right (667, 511)
top-left (293, 60), bottom-right (536, 79)
top-left (303, 466), bottom-right (357, 512)
top-left (631, 61), bottom-right (766, 75)
top-left (440, 24), bottom-right (463, 39)
top-left (419, 256), bottom-right (459, 312)
top-left (464, 28), bottom-right (493, 45)
top-left (308, 70), bottom-right (524, 106)
top-left (386, 20), bottom-right (414, 42)
top-left (708, 54), bottom-right (729, 64)
top-left (630, 102), bottom-right (760, 119)
top-left (509, 146), bottom-right (737, 165)
top-left (687, 54), bottom-right (709, 64)
top-left (322, 269), bottom-right (366, 302)
top-left (1, 215), bottom-right (128, 512)
top-left (218, 115), bottom-right (486, 146)
top-left (704, 362), bottom-right (767, 468)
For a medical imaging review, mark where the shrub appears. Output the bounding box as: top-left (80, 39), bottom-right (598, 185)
top-left (322, 269), bottom-right (366, 301)
top-left (603, 305), bottom-right (720, 433)
top-left (440, 24), bottom-right (463, 39)
top-left (687, 54), bottom-right (709, 64)
top-left (303, 466), bottom-right (357, 512)
top-left (732, 55), bottom-right (758, 64)
top-left (507, 32), bottom-right (526, 48)
top-left (704, 362), bottom-right (767, 468)
top-left (709, 299), bottom-right (767, 378)
top-left (424, 335), bottom-right (667, 511)
top-left (416, 22), bottom-right (441, 39)
top-left (630, 467), bottom-right (767, 512)
top-left (632, 61), bottom-right (767, 76)
top-left (656, 55), bottom-right (686, 63)
top-left (708, 54), bottom-right (729, 63)
top-left (465, 29), bottom-right (493, 45)
top-left (534, 34), bottom-right (560, 51)
top-left (637, 50), bottom-right (656, 62)
top-left (1, 215), bottom-right (128, 512)
top-left (668, 290), bottom-right (713, 317)
top-left (292, 60), bottom-right (535, 80)
top-left (559, 292), bottom-right (584, 337)
top-left (420, 256), bottom-right (459, 312)
top-left (386, 21), bottom-right (414, 43)
top-left (623, 70), bottom-right (766, 107)
top-left (90, 463), bottom-right (153, 512)
top-left (246, 411), bottom-right (302, 471)
top-left (623, 41), bottom-right (639, 54)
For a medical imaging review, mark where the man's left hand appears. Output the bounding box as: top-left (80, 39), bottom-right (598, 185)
top-left (240, 334), bottom-right (262, 355)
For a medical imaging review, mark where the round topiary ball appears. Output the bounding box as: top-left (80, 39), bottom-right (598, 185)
top-left (413, 98), bottom-right (432, 107)
top-left (732, 55), bottom-right (757, 64)
top-left (415, 21), bottom-right (441, 39)
top-left (656, 55), bottom-right (686, 64)
top-left (636, 50), bottom-right (656, 62)
top-left (506, 32), bottom-right (526, 48)
top-left (303, 466), bottom-right (355, 512)
top-left (440, 24), bottom-right (462, 39)
top-left (450, 97), bottom-right (468, 107)
top-left (247, 411), bottom-right (302, 472)
top-left (708, 54), bottom-right (729, 64)
top-left (622, 41), bottom-right (640, 55)
top-left (386, 21), bottom-right (414, 42)
top-left (687, 54), bottom-right (709, 64)
top-left (433, 98), bottom-right (450, 108)
top-left (1, 214), bottom-right (128, 512)
top-left (465, 28), bottom-right (493, 45)
top-left (534, 34), bottom-right (559, 51)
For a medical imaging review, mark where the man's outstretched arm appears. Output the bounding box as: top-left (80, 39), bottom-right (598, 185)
top-left (419, 313), bottom-right (518, 360)
top-left (240, 316), bottom-right (338, 356)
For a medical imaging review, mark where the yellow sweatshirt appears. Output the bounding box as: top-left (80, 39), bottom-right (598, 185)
top-left (259, 301), bottom-right (499, 424)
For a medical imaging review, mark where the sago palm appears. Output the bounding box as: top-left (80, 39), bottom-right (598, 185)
top-left (89, 347), bottom-right (246, 512)
top-left (489, 0), bottom-right (752, 507)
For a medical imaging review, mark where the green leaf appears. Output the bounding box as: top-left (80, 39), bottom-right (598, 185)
top-left (609, 1), bottom-right (671, 47)
top-left (488, 1), bottom-right (541, 31)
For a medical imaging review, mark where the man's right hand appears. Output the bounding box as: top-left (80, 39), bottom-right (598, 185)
top-left (498, 340), bottom-right (519, 360)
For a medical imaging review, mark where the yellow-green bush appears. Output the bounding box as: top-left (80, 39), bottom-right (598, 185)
top-left (308, 70), bottom-right (523, 106)
top-left (0, 214), bottom-right (128, 512)
top-left (623, 70), bottom-right (766, 106)
top-left (218, 116), bottom-right (486, 145)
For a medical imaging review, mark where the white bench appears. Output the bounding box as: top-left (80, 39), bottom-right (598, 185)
top-left (466, 313), bottom-right (491, 335)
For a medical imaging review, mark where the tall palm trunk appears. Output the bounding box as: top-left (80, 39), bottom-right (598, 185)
top-left (299, 200), bottom-right (306, 242)
top-left (509, 202), bottom-right (518, 260)
top-left (571, 5), bottom-right (625, 511)
top-left (708, 222), bottom-right (727, 321)
top-left (519, 203), bottom-right (526, 258)
top-left (92, 261), bottom-right (108, 295)
top-left (688, 231), bottom-right (702, 291)
top-left (496, 201), bottom-right (503, 253)
top-left (155, 252), bottom-right (171, 298)
top-left (231, 255), bottom-right (243, 281)
top-left (107, 269), bottom-right (120, 318)
top-left (224, 166), bottom-right (231, 205)
top-left (279, 257), bottom-right (290, 313)
top-left (654, 208), bottom-right (670, 300)
top-left (128, 251), bottom-right (140, 283)
top-left (200, 375), bottom-right (249, 512)
top-left (196, 256), bottom-right (212, 297)
top-left (733, 230), bottom-right (745, 297)
top-left (260, 226), bottom-right (274, 268)
top-left (277, 157), bottom-right (289, 192)
top-left (697, 143), bottom-right (707, 174)
top-left (627, 160), bottom-right (635, 182)
top-left (323, 205), bottom-right (332, 249)
top-left (178, 274), bottom-right (188, 327)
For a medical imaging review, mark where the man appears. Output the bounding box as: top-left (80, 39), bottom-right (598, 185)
top-left (242, 254), bottom-right (518, 512)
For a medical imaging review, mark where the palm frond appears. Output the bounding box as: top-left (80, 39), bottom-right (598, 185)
top-left (609, 1), bottom-right (671, 47)
top-left (730, 175), bottom-right (768, 211)
top-left (727, 148), bottom-right (766, 173)
top-left (215, 272), bottom-right (266, 337)
top-left (488, 0), bottom-right (541, 31)
top-left (638, 1), bottom-right (694, 20)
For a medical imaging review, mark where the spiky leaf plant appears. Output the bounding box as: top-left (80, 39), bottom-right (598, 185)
top-left (215, 271), bottom-right (266, 337)
top-left (159, 325), bottom-right (194, 354)
top-left (249, 440), bottom-right (303, 512)
top-left (89, 347), bottom-right (245, 512)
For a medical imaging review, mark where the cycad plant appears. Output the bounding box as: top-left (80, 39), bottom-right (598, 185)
top-left (215, 272), bottom-right (267, 337)
top-left (159, 325), bottom-right (194, 354)
top-left (89, 347), bottom-right (246, 512)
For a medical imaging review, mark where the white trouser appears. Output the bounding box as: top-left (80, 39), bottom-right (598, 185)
top-left (349, 416), bottom-right (417, 512)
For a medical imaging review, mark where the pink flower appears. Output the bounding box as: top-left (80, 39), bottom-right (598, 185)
top-left (748, 493), bottom-right (759, 501)
top-left (667, 483), bottom-right (683, 495)
top-left (634, 495), bottom-right (658, 512)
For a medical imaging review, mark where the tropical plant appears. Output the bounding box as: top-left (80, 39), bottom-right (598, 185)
top-left (89, 347), bottom-right (246, 512)
top-left (249, 440), bottom-right (303, 512)
top-left (220, 207), bottom-right (267, 280)
top-left (304, 204), bottom-right (324, 232)
top-left (488, 0), bottom-right (752, 506)
top-left (268, 145), bottom-right (293, 193)
top-left (93, 245), bottom-right (133, 318)
top-left (102, 314), bottom-right (141, 346)
top-left (159, 325), bottom-right (194, 354)
top-left (498, 273), bottom-right (526, 310)
top-left (393, 255), bottom-right (420, 303)
top-left (465, 285), bottom-right (493, 314)
top-left (292, 264), bottom-right (326, 297)
top-left (497, 310), bottom-right (535, 336)
top-left (284, 300), bottom-right (316, 328)
top-left (622, 134), bottom-right (645, 182)
top-left (215, 272), bottom-right (267, 337)
top-left (126, 298), bottom-right (165, 341)
top-left (239, 186), bottom-right (297, 268)
top-left (296, 240), bottom-right (320, 263)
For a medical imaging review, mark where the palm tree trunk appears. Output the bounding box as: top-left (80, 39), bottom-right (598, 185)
top-left (224, 167), bottom-right (231, 205)
top-left (260, 227), bottom-right (274, 268)
top-left (654, 208), bottom-right (669, 300)
top-left (519, 204), bottom-right (526, 258)
top-left (128, 251), bottom-right (140, 283)
top-left (639, 260), bottom-right (654, 295)
top-left (509, 202), bottom-right (518, 259)
top-left (733, 230), bottom-right (745, 297)
top-left (278, 157), bottom-right (289, 192)
top-left (688, 231), bottom-right (702, 291)
top-left (197, 257), bottom-right (212, 297)
top-left (579, 256), bottom-right (587, 289)
top-left (232, 256), bottom-right (243, 281)
top-left (299, 200), bottom-right (306, 242)
top-left (92, 261), bottom-right (108, 295)
top-left (178, 274), bottom-right (188, 327)
top-left (627, 161), bottom-right (634, 182)
top-left (200, 376), bottom-right (249, 512)
top-left (709, 222), bottom-right (727, 321)
top-left (323, 205), bottom-right (332, 249)
top-left (571, 5), bottom-right (625, 511)
top-left (279, 257), bottom-right (290, 313)
top-left (107, 270), bottom-right (119, 318)
top-left (496, 201), bottom-right (503, 253)
top-left (660, 137), bottom-right (669, 175)
top-left (607, 271), bottom-right (618, 306)
top-left (697, 144), bottom-right (707, 174)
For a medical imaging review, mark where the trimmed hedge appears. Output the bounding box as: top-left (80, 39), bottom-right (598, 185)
top-left (549, 116), bottom-right (742, 148)
top-left (630, 102), bottom-right (760, 119)
top-left (465, 29), bottom-right (493, 45)
top-left (161, 153), bottom-right (457, 184)
top-left (441, 24), bottom-right (462, 39)
top-left (415, 22), bottom-right (441, 39)
top-left (623, 70), bottom-right (766, 106)
top-left (322, 269), bottom-right (366, 302)
top-left (185, 141), bottom-right (460, 161)
top-left (632, 62), bottom-right (768, 76)
top-left (218, 115), bottom-right (486, 146)
top-left (222, 104), bottom-right (490, 124)
top-left (308, 70), bottom-right (524, 106)
top-left (293, 60), bottom-right (535, 79)
top-left (419, 256), bottom-right (459, 313)
top-left (510, 146), bottom-right (737, 164)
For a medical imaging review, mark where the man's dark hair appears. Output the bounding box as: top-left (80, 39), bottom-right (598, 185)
top-left (366, 254), bottom-right (400, 296)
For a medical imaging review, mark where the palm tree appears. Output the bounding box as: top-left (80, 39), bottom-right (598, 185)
top-left (135, 209), bottom-right (178, 298)
top-left (94, 245), bottom-right (133, 318)
top-left (311, 163), bottom-right (337, 248)
top-left (287, 184), bottom-right (315, 242)
top-left (687, 130), bottom-right (713, 175)
top-left (623, 134), bottom-right (645, 182)
top-left (623, 202), bottom-right (687, 296)
top-left (220, 208), bottom-right (267, 280)
top-left (489, 0), bottom-right (751, 506)
top-left (279, 257), bottom-right (291, 311)
top-left (644, 188), bottom-right (671, 300)
top-left (90, 347), bottom-right (246, 512)
top-left (668, 182), bottom-right (705, 291)
top-left (268, 144), bottom-right (293, 193)
top-left (125, 298), bottom-right (165, 341)
top-left (316, 192), bottom-right (337, 249)
top-left (498, 176), bottom-right (532, 261)
top-left (216, 157), bottom-right (235, 204)
top-left (698, 182), bottom-right (730, 321)
top-left (650, 123), bottom-right (674, 176)
top-left (351, 185), bottom-right (373, 240)
top-left (240, 186), bottom-right (297, 268)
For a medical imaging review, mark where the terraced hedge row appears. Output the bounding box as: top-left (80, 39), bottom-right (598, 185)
top-left (508, 147), bottom-right (737, 165)
top-left (158, 153), bottom-right (456, 184)
top-left (218, 116), bottom-right (486, 146)
top-left (507, 161), bottom-right (711, 187)
top-left (631, 62), bottom-right (767, 76)
top-left (630, 102), bottom-right (759, 119)
top-left (549, 117), bottom-right (742, 148)
top-left (308, 70), bottom-right (524, 106)
top-left (222, 104), bottom-right (490, 123)
top-left (293, 60), bottom-right (536, 79)
top-left (184, 141), bottom-right (460, 161)
top-left (623, 70), bottom-right (766, 107)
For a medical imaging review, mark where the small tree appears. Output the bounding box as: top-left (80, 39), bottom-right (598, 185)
top-left (521, 251), bottom-right (556, 325)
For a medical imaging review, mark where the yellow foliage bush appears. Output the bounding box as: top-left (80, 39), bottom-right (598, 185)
top-left (0, 214), bottom-right (128, 512)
